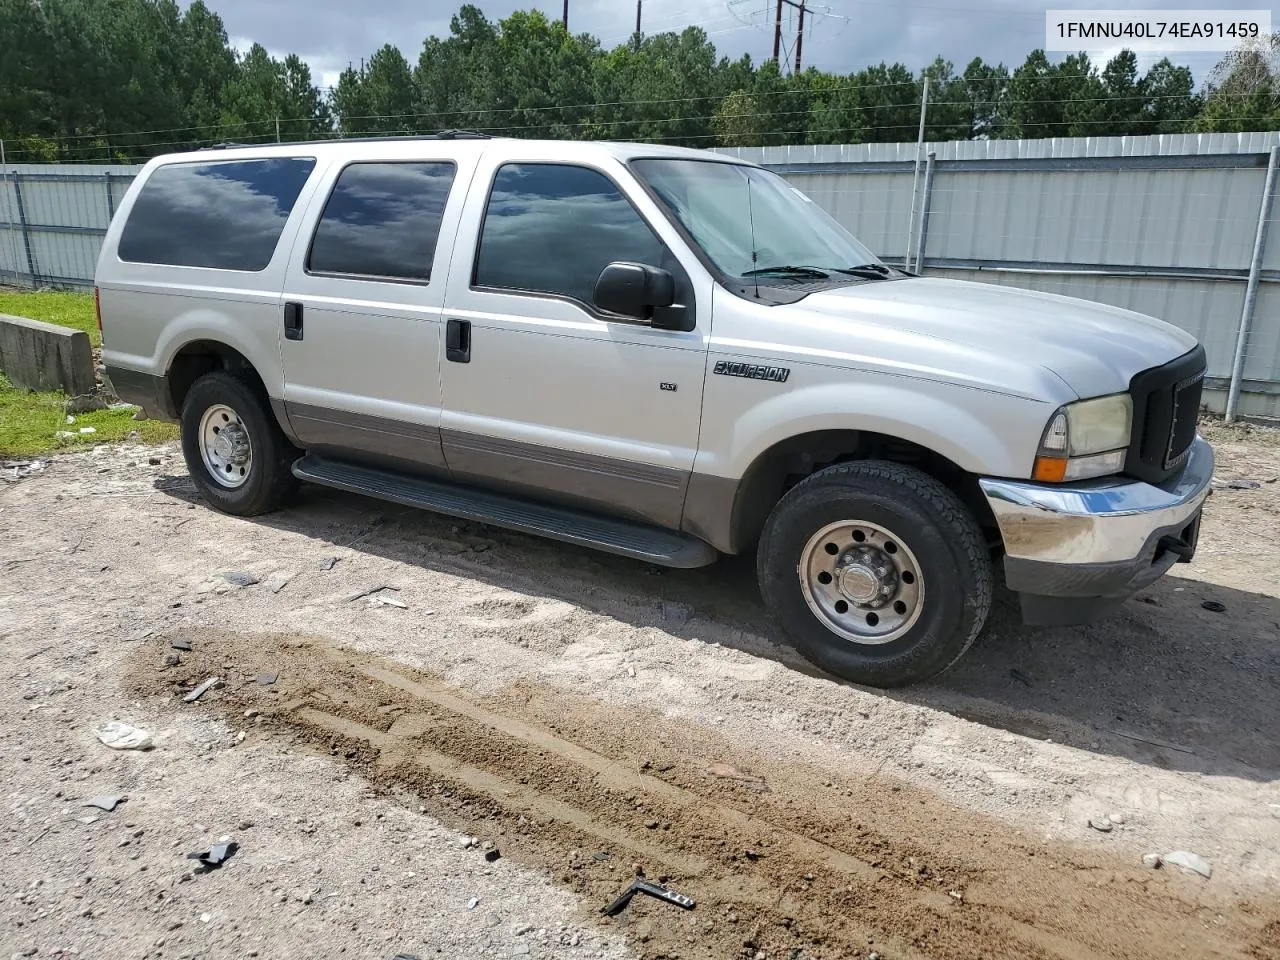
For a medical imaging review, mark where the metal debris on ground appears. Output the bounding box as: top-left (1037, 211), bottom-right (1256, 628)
top-left (349, 584), bottom-right (399, 602)
top-left (602, 878), bottom-right (696, 916)
top-left (2, 459), bottom-right (46, 482)
top-left (369, 593), bottom-right (408, 609)
top-left (1201, 600), bottom-right (1227, 613)
top-left (1163, 850), bottom-right (1212, 879)
top-left (183, 677), bottom-right (222, 703)
top-left (484, 848), bottom-right (501, 862)
top-left (218, 570), bottom-right (259, 587)
top-left (1224, 479), bottom-right (1261, 489)
top-left (94, 721), bottom-right (153, 751)
top-left (171, 637), bottom-right (192, 651)
top-left (592, 851), bottom-right (611, 861)
top-left (82, 795), bottom-right (125, 811)
top-left (705, 762), bottom-right (766, 790)
top-left (186, 841), bottom-right (238, 870)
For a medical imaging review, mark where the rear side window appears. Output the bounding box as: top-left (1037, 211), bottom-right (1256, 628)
top-left (474, 163), bottom-right (664, 305)
top-left (307, 161), bottom-right (457, 282)
top-left (118, 157), bottom-right (316, 271)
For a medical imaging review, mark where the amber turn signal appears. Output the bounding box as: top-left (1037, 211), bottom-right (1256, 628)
top-left (1032, 456), bottom-right (1069, 483)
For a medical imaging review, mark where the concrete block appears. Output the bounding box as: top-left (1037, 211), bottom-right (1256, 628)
top-left (0, 313), bottom-right (95, 396)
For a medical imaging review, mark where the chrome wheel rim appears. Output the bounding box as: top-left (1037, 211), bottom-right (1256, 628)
top-left (197, 403), bottom-right (253, 489)
top-left (798, 520), bottom-right (925, 645)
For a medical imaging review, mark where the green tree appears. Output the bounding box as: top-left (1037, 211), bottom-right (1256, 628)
top-left (414, 5), bottom-right (502, 131)
top-left (331, 44), bottom-right (416, 134)
top-left (220, 44), bottom-right (329, 142)
top-left (1001, 50), bottom-right (1102, 139)
top-left (1194, 34), bottom-right (1280, 132)
top-left (1138, 58), bottom-right (1199, 133)
top-left (713, 88), bottom-right (767, 147)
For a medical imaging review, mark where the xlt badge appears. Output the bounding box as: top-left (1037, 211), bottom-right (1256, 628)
top-left (713, 360), bottom-right (790, 383)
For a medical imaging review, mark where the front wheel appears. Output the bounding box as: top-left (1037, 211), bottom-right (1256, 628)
top-left (180, 371), bottom-right (299, 516)
top-left (757, 460), bottom-right (992, 688)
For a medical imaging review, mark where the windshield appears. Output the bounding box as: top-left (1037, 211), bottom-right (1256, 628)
top-left (630, 158), bottom-right (881, 280)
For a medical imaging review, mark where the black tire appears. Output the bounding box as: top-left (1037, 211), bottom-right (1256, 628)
top-left (757, 460), bottom-right (992, 688)
top-left (179, 371), bottom-right (299, 516)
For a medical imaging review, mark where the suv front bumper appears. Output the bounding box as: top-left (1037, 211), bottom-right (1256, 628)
top-left (978, 435), bottom-right (1214, 626)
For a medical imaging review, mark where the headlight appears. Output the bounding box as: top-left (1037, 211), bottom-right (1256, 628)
top-left (1034, 393), bottom-right (1132, 482)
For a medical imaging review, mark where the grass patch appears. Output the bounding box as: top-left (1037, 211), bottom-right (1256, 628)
top-left (0, 289), bottom-right (101, 347)
top-left (0, 290), bottom-right (179, 456)
top-left (0, 371), bottom-right (177, 456)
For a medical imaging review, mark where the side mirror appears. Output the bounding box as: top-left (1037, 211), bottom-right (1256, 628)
top-left (593, 262), bottom-right (676, 320)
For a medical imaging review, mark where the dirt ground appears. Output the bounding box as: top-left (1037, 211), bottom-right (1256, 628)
top-left (1, 420), bottom-right (1278, 960)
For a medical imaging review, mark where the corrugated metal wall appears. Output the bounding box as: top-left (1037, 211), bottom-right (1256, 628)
top-left (718, 133), bottom-right (1280, 419)
top-left (0, 163), bottom-right (142, 289)
top-left (3, 132), bottom-right (1280, 416)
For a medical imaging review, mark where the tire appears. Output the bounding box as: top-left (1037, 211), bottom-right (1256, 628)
top-left (179, 371), bottom-right (299, 516)
top-left (757, 460), bottom-right (992, 688)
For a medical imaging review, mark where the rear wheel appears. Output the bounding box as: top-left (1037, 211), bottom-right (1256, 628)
top-left (757, 460), bottom-right (992, 687)
top-left (180, 372), bottom-right (298, 516)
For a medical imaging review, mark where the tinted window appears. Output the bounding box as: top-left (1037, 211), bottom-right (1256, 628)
top-left (307, 162), bottom-right (456, 282)
top-left (118, 158), bottom-right (315, 270)
top-left (475, 164), bottom-right (664, 305)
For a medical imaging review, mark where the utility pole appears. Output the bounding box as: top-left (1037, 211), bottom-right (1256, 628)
top-left (772, 0), bottom-right (783, 61)
top-left (635, 0), bottom-right (642, 36)
top-left (772, 0), bottom-right (808, 73)
top-left (562, 0), bottom-right (568, 29)
top-left (794, 0), bottom-right (806, 74)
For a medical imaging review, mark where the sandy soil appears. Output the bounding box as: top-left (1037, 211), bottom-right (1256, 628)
top-left (1, 420), bottom-right (1278, 959)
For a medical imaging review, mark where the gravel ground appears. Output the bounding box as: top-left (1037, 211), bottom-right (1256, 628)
top-left (1, 420), bottom-right (1278, 959)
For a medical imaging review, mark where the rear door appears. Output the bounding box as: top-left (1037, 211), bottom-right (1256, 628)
top-left (280, 149), bottom-right (480, 473)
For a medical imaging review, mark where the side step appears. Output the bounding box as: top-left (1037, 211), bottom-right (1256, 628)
top-left (291, 455), bottom-right (719, 569)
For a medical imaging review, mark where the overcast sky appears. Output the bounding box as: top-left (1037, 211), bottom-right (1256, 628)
top-left (219, 0), bottom-right (1232, 92)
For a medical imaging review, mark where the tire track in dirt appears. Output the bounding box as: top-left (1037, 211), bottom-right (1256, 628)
top-left (123, 631), bottom-right (1279, 960)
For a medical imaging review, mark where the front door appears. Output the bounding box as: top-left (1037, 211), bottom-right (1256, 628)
top-left (439, 156), bottom-right (711, 529)
top-left (280, 153), bottom-right (477, 473)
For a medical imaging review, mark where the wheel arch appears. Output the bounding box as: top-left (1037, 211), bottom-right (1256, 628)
top-left (163, 339), bottom-right (296, 443)
top-left (683, 427), bottom-right (998, 555)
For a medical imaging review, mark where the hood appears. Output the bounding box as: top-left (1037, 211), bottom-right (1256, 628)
top-left (801, 276), bottom-right (1198, 399)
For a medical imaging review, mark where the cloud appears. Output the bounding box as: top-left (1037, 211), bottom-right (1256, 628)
top-left (211, 0), bottom-right (1225, 93)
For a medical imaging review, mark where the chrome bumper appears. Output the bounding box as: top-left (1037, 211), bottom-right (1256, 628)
top-left (979, 435), bottom-right (1213, 569)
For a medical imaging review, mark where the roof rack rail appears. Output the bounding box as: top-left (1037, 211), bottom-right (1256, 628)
top-left (191, 130), bottom-right (493, 152)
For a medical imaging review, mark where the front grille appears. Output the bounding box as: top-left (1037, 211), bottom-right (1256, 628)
top-left (1125, 344), bottom-right (1206, 485)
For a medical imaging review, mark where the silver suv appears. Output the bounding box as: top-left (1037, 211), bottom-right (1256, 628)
top-left (94, 133), bottom-right (1213, 687)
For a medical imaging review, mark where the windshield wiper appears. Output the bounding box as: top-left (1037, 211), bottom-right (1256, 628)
top-left (832, 263), bottom-right (897, 279)
top-left (741, 265), bottom-right (831, 279)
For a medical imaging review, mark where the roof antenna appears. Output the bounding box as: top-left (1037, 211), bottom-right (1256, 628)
top-left (746, 171), bottom-right (760, 299)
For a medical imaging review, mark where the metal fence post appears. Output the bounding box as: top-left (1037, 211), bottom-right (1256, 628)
top-left (10, 171), bottom-right (38, 287)
top-left (904, 76), bottom-right (929, 272)
top-left (1226, 144), bottom-right (1280, 422)
top-left (104, 173), bottom-right (116, 218)
top-left (912, 150), bottom-right (937, 273)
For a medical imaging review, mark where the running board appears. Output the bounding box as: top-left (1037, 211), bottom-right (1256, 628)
top-left (291, 455), bottom-right (719, 569)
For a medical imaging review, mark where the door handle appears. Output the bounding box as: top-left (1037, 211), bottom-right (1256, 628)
top-left (284, 301), bottom-right (304, 341)
top-left (446, 318), bottom-right (471, 363)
